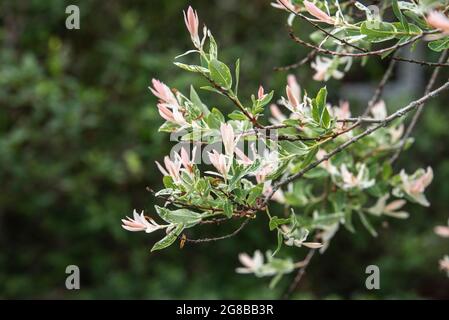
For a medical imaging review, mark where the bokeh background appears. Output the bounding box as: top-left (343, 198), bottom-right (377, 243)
top-left (1, 0), bottom-right (448, 299)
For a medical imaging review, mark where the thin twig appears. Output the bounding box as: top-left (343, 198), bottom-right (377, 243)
top-left (185, 218), bottom-right (250, 243)
top-left (362, 56), bottom-right (397, 117)
top-left (390, 49), bottom-right (449, 164)
top-left (289, 27), bottom-right (423, 59)
top-left (203, 74), bottom-right (263, 128)
top-left (274, 49), bottom-right (318, 71)
top-left (288, 28), bottom-right (449, 68)
top-left (282, 248), bottom-right (316, 300)
top-left (288, 10), bottom-right (367, 53)
top-left (199, 217), bottom-right (230, 225)
top-left (240, 117), bottom-right (387, 140)
top-left (281, 3), bottom-right (447, 68)
top-left (262, 80), bottom-right (449, 204)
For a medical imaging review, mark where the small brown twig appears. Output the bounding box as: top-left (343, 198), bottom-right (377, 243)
top-left (288, 27), bottom-right (449, 68)
top-left (184, 218), bottom-right (251, 243)
top-left (274, 49), bottom-right (318, 71)
top-left (203, 74), bottom-right (264, 128)
top-left (282, 248), bottom-right (316, 300)
top-left (390, 49), bottom-right (449, 164)
top-left (289, 27), bottom-right (423, 59)
top-left (362, 56), bottom-right (398, 117)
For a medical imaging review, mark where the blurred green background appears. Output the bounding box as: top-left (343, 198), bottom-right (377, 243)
top-left (0, 0), bottom-right (448, 299)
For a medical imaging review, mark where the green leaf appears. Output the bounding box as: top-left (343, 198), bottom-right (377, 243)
top-left (312, 213), bottom-right (344, 227)
top-left (266, 160), bottom-right (290, 181)
top-left (382, 162), bottom-right (393, 179)
top-left (258, 90), bottom-right (274, 107)
top-left (392, 0), bottom-right (409, 33)
top-left (330, 191), bottom-right (346, 213)
top-left (269, 273), bottom-right (283, 289)
top-left (206, 108), bottom-right (225, 129)
top-left (209, 34), bottom-right (218, 59)
top-left (200, 86), bottom-right (223, 95)
top-left (282, 119), bottom-right (302, 127)
top-left (228, 159), bottom-right (261, 191)
top-left (162, 176), bottom-right (175, 189)
top-left (280, 141), bottom-right (308, 157)
top-left (403, 11), bottom-right (428, 29)
top-left (360, 21), bottom-right (397, 43)
top-left (311, 87), bottom-right (330, 128)
top-left (209, 59), bottom-right (232, 90)
top-left (223, 200), bottom-right (233, 218)
top-left (151, 224), bottom-right (185, 252)
top-left (343, 209), bottom-right (355, 233)
top-left (428, 37), bottom-right (449, 52)
top-left (367, 182), bottom-right (389, 198)
top-left (190, 86), bottom-right (210, 116)
top-left (155, 206), bottom-right (202, 227)
top-left (158, 121), bottom-right (179, 133)
top-left (173, 62), bottom-right (209, 74)
top-left (315, 87), bottom-right (327, 111)
top-left (234, 59), bottom-right (240, 95)
top-left (272, 230), bottom-right (283, 256)
top-left (392, 22), bottom-right (421, 36)
top-left (300, 146), bottom-right (319, 170)
top-left (247, 184), bottom-right (263, 205)
top-left (354, 2), bottom-right (374, 20)
top-left (269, 216), bottom-right (291, 231)
top-left (358, 211), bottom-right (378, 237)
top-left (228, 110), bottom-right (247, 121)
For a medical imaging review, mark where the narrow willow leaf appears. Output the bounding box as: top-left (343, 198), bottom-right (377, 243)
top-left (403, 11), bottom-right (428, 29)
top-left (269, 273), bottom-right (283, 289)
top-left (228, 159), bottom-right (261, 191)
top-left (312, 87), bottom-right (330, 128)
top-left (234, 58), bottom-right (240, 95)
top-left (428, 37), bottom-right (449, 52)
top-left (209, 59), bottom-right (232, 90)
top-left (155, 206), bottom-right (202, 227)
top-left (247, 184), bottom-right (263, 206)
top-left (173, 62), bottom-right (209, 74)
top-left (158, 121), bottom-right (179, 133)
top-left (354, 2), bottom-right (374, 20)
top-left (343, 209), bottom-right (355, 233)
top-left (358, 211), bottom-right (378, 237)
top-left (381, 48), bottom-right (395, 59)
top-left (174, 49), bottom-right (199, 60)
top-left (209, 34), bottom-right (218, 60)
top-left (228, 110), bottom-right (247, 121)
top-left (162, 176), bottom-right (175, 189)
top-left (392, 0), bottom-right (409, 33)
top-left (360, 21), bottom-right (397, 43)
top-left (223, 200), bottom-right (233, 218)
top-left (272, 230), bottom-right (283, 256)
top-left (200, 85), bottom-right (224, 95)
top-left (300, 146), bottom-right (319, 170)
top-left (280, 141), bottom-right (308, 157)
top-left (266, 160), bottom-right (290, 181)
top-left (258, 90), bottom-right (274, 107)
top-left (151, 224), bottom-right (185, 252)
top-left (206, 108), bottom-right (225, 129)
top-left (311, 213), bottom-right (344, 227)
top-left (269, 216), bottom-right (291, 231)
top-left (190, 86), bottom-right (210, 116)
